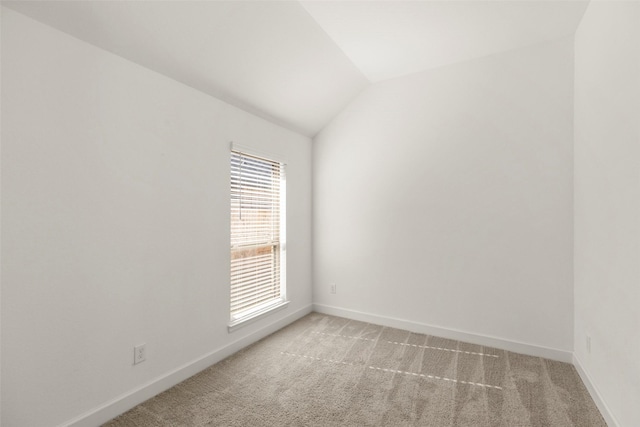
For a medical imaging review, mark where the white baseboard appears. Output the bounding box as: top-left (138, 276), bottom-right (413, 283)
top-left (61, 304), bottom-right (313, 427)
top-left (58, 303), bottom-right (615, 427)
top-left (313, 303), bottom-right (573, 363)
top-left (573, 354), bottom-right (620, 427)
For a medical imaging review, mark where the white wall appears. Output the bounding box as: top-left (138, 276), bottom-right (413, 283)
top-left (314, 38), bottom-right (575, 355)
top-left (574, 2), bottom-right (640, 426)
top-left (0, 8), bottom-right (312, 426)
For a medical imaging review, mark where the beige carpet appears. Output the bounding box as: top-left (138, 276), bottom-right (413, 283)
top-left (104, 313), bottom-right (606, 426)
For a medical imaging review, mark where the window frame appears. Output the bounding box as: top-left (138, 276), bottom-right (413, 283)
top-left (228, 143), bottom-right (287, 332)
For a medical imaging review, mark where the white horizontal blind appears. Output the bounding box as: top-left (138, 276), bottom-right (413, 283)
top-left (230, 150), bottom-right (284, 319)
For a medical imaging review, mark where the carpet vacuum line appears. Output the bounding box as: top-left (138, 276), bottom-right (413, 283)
top-left (280, 351), bottom-right (503, 390)
top-left (310, 331), bottom-right (499, 358)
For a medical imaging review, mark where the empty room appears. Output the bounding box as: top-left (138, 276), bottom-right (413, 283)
top-left (1, 0), bottom-right (638, 426)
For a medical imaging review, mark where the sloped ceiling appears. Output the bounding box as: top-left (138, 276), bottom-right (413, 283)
top-left (2, 0), bottom-right (369, 137)
top-left (300, 0), bottom-right (589, 83)
top-left (3, 1), bottom-right (589, 137)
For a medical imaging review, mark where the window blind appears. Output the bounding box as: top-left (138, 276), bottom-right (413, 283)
top-left (230, 150), bottom-right (284, 320)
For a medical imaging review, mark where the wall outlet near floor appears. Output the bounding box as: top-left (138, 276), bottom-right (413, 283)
top-left (586, 335), bottom-right (591, 354)
top-left (134, 343), bottom-right (146, 365)
top-left (330, 283), bottom-right (336, 294)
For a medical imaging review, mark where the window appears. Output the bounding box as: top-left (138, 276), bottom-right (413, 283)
top-left (229, 148), bottom-right (286, 330)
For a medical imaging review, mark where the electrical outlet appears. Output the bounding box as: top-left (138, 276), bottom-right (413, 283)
top-left (586, 335), bottom-right (591, 354)
top-left (134, 344), bottom-right (146, 365)
top-left (330, 283), bottom-right (336, 294)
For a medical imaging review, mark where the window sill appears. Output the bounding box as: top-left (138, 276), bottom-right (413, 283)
top-left (227, 300), bottom-right (290, 333)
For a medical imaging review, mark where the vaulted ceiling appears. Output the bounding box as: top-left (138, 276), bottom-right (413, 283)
top-left (3, 1), bottom-right (589, 137)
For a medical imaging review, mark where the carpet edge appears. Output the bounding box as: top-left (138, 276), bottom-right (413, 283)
top-left (573, 353), bottom-right (619, 427)
top-left (312, 303), bottom-right (573, 362)
top-left (60, 303), bottom-right (314, 427)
